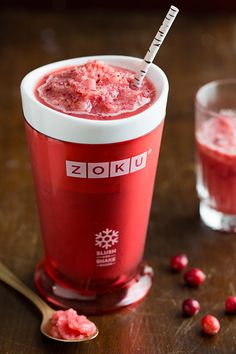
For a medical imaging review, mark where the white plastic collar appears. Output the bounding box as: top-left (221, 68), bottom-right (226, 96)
top-left (21, 55), bottom-right (169, 144)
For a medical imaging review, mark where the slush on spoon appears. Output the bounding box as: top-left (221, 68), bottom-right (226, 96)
top-left (0, 261), bottom-right (98, 342)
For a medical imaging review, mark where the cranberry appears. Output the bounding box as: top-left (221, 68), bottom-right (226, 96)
top-left (201, 315), bottom-right (220, 335)
top-left (182, 298), bottom-right (200, 317)
top-left (171, 254), bottom-right (188, 272)
top-left (184, 268), bottom-right (206, 287)
top-left (225, 296), bottom-right (236, 313)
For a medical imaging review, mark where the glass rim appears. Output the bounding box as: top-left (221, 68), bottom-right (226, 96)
top-left (195, 78), bottom-right (236, 117)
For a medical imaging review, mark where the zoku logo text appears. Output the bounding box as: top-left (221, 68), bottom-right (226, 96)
top-left (66, 150), bottom-right (151, 179)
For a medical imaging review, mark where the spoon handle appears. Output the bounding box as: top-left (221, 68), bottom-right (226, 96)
top-left (0, 261), bottom-right (51, 315)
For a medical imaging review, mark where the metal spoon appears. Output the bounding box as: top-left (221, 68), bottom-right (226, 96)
top-left (0, 261), bottom-right (98, 342)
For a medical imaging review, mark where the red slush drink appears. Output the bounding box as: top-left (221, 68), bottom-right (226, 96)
top-left (21, 56), bottom-right (168, 313)
top-left (196, 114), bottom-right (236, 215)
top-left (195, 79), bottom-right (236, 232)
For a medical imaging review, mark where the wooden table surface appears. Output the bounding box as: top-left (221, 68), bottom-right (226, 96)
top-left (1, 7), bottom-right (236, 354)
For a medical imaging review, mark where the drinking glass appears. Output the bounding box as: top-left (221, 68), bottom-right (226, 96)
top-left (21, 55), bottom-right (168, 313)
top-left (195, 79), bottom-right (236, 232)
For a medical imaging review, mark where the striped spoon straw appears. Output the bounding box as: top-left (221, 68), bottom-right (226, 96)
top-left (132, 5), bottom-right (179, 88)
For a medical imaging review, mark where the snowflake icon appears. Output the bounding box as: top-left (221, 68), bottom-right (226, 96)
top-left (95, 228), bottom-right (119, 249)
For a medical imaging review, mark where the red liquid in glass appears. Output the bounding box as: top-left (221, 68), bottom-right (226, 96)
top-left (196, 115), bottom-right (236, 214)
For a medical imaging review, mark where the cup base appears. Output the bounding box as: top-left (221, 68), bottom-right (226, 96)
top-left (200, 200), bottom-right (236, 233)
top-left (34, 260), bottom-right (153, 315)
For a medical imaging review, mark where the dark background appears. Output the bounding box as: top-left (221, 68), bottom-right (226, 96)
top-left (0, 0), bottom-right (236, 11)
top-left (1, 1), bottom-right (236, 354)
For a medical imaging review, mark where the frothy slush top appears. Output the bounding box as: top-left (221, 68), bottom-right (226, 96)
top-left (197, 111), bottom-right (236, 155)
top-left (21, 55), bottom-right (168, 144)
top-left (36, 60), bottom-right (155, 119)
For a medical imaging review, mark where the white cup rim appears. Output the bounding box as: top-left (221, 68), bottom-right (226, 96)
top-left (21, 55), bottom-right (169, 144)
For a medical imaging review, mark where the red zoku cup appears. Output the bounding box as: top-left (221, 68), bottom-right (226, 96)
top-left (21, 55), bottom-right (169, 314)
